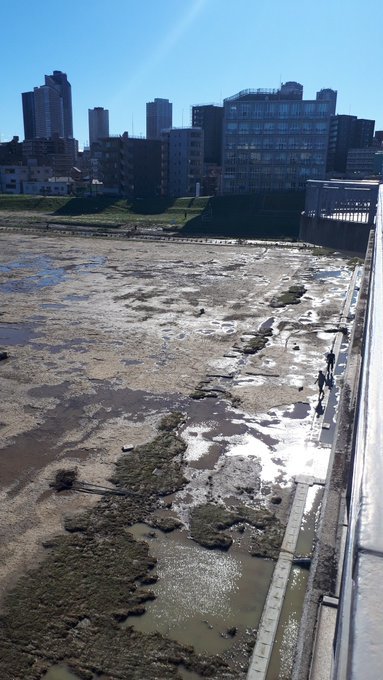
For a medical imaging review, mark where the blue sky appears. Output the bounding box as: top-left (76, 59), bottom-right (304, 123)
top-left (1, 0), bottom-right (383, 149)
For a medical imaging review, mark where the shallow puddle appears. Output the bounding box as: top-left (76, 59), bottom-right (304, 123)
top-left (1, 383), bottom-right (184, 491)
top-left (282, 402), bottom-right (310, 419)
top-left (0, 255), bottom-right (67, 292)
top-left (43, 666), bottom-right (80, 680)
top-left (0, 323), bottom-right (41, 346)
top-left (41, 303), bottom-right (67, 309)
top-left (178, 668), bottom-right (203, 680)
top-left (313, 269), bottom-right (343, 280)
top-left (260, 316), bottom-right (275, 330)
top-left (64, 294), bottom-right (90, 301)
top-left (125, 524), bottom-right (274, 655)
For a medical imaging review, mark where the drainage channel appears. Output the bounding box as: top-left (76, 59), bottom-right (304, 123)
top-left (265, 486), bottom-right (323, 680)
top-left (246, 475), bottom-right (324, 679)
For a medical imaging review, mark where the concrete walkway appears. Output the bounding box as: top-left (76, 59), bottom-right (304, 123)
top-left (247, 474), bottom-right (324, 679)
top-left (247, 266), bottom-right (362, 680)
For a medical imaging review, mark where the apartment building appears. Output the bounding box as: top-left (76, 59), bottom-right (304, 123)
top-left (99, 133), bottom-right (164, 197)
top-left (162, 127), bottom-right (204, 197)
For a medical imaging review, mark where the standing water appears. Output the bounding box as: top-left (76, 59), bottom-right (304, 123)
top-left (125, 524), bottom-right (274, 656)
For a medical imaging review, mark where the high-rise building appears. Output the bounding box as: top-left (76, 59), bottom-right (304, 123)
top-left (88, 107), bottom-right (109, 147)
top-left (221, 81), bottom-right (337, 193)
top-left (45, 71), bottom-right (73, 138)
top-left (146, 98), bottom-right (172, 140)
top-left (192, 105), bottom-right (223, 165)
top-left (22, 71), bottom-right (73, 140)
top-left (327, 115), bottom-right (375, 174)
top-left (33, 85), bottom-right (64, 138)
top-left (21, 92), bottom-right (36, 140)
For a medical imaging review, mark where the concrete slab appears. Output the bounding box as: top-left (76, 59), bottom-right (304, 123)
top-left (310, 600), bottom-right (338, 680)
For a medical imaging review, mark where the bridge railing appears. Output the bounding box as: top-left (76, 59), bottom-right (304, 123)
top-left (333, 183), bottom-right (383, 679)
top-left (304, 179), bottom-right (379, 224)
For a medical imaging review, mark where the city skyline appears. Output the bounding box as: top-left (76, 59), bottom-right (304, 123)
top-left (1, 0), bottom-right (383, 149)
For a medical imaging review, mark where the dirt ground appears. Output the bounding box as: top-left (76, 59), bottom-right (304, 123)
top-left (0, 232), bottom-right (353, 679)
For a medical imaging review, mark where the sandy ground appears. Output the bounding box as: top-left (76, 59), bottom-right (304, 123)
top-left (0, 232), bottom-right (353, 605)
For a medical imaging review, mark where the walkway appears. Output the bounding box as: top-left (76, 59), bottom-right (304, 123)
top-left (247, 264), bottom-right (362, 680)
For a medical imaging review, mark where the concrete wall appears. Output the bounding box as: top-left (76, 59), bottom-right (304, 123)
top-left (299, 214), bottom-right (372, 254)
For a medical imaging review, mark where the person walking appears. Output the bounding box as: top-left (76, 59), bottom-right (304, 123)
top-left (326, 350), bottom-right (336, 374)
top-left (314, 370), bottom-right (326, 398)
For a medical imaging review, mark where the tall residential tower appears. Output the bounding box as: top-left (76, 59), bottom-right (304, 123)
top-left (146, 98), bottom-right (172, 140)
top-left (21, 71), bottom-right (76, 174)
top-left (22, 71), bottom-right (73, 140)
top-left (88, 107), bottom-right (109, 147)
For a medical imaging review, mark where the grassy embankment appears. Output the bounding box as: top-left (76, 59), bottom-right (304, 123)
top-left (0, 191), bottom-right (305, 239)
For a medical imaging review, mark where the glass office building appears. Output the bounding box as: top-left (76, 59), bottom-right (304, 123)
top-left (222, 82), bottom-right (337, 193)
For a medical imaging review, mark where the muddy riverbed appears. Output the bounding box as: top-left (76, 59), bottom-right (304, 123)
top-left (0, 233), bottom-right (354, 678)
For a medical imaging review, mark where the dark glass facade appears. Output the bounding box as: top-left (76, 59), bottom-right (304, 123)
top-left (327, 115), bottom-right (375, 174)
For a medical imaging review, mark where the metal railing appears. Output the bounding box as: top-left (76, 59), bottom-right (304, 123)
top-left (304, 179), bottom-right (379, 225)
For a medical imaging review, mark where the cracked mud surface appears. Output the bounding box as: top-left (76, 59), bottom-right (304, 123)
top-left (0, 233), bottom-right (353, 678)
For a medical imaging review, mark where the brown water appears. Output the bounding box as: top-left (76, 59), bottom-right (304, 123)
top-left (43, 666), bottom-right (80, 680)
top-left (126, 523), bottom-right (274, 655)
